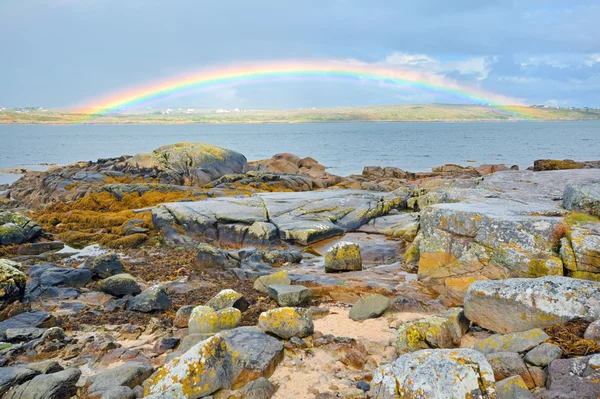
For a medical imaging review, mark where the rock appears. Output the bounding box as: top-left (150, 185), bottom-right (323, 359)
top-left (357, 381), bottom-right (370, 392)
top-left (267, 284), bottom-right (312, 307)
top-left (538, 356), bottom-right (600, 399)
top-left (90, 253), bottom-right (126, 279)
top-left (188, 306), bottom-right (241, 336)
top-left (329, 337), bottom-right (369, 369)
top-left (0, 366), bottom-right (39, 396)
top-left (590, 354), bottom-right (600, 369)
top-left (35, 266), bottom-right (92, 288)
top-left (357, 213), bottom-right (419, 240)
top-left (0, 211), bottom-right (42, 245)
top-left (533, 159), bottom-right (584, 171)
top-left (41, 327), bottom-right (65, 342)
top-left (86, 362), bottom-right (154, 398)
top-left (474, 329), bottom-right (549, 354)
top-left (0, 262), bottom-right (26, 306)
top-left (563, 183), bottom-right (600, 217)
top-left (445, 307), bottom-right (471, 343)
top-left (495, 376), bottom-right (533, 399)
top-left (372, 348), bottom-right (495, 399)
top-left (563, 223), bottom-right (600, 280)
top-left (173, 305), bottom-right (195, 328)
top-left (127, 285), bottom-right (171, 312)
top-left (524, 343), bottom-right (562, 367)
top-left (237, 377), bottom-right (275, 399)
top-left (584, 320), bottom-right (600, 341)
top-left (396, 316), bottom-right (455, 354)
top-left (0, 311), bottom-right (55, 340)
top-left (349, 294), bottom-right (390, 321)
top-left (253, 270), bottom-right (291, 294)
top-left (154, 337), bottom-right (180, 354)
top-left (258, 307), bottom-right (314, 339)
top-left (207, 289), bottom-right (248, 312)
top-left (194, 244), bottom-right (239, 270)
top-left (99, 273), bottom-right (141, 297)
top-left (486, 352), bottom-right (535, 388)
top-left (100, 386), bottom-right (136, 399)
top-left (25, 360), bottom-right (63, 374)
top-left (5, 327), bottom-right (46, 342)
top-left (325, 242), bottom-right (362, 273)
top-left (526, 365), bottom-right (546, 388)
top-left (464, 277), bottom-right (600, 333)
top-left (5, 367), bottom-right (81, 399)
top-left (0, 259), bottom-right (22, 270)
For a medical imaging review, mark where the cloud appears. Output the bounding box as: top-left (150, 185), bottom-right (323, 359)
top-left (379, 52), bottom-right (492, 80)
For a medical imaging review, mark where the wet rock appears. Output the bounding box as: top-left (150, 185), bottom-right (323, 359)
top-left (258, 307), bottom-right (313, 339)
top-left (86, 362), bottom-right (154, 398)
top-left (173, 305), bottom-right (195, 328)
top-left (325, 242), bottom-right (362, 273)
top-left (100, 386), bottom-right (135, 399)
top-left (0, 366), bottom-right (39, 396)
top-left (584, 320), bottom-right (600, 341)
top-left (486, 352), bottom-right (535, 388)
top-left (237, 377), bottom-right (275, 399)
top-left (524, 343), bottom-right (562, 367)
top-left (5, 367), bottom-right (81, 399)
top-left (495, 376), bottom-right (533, 399)
top-left (349, 294), bottom-right (390, 321)
top-left (99, 273), bottom-right (141, 297)
top-left (89, 253), bottom-right (126, 279)
top-left (33, 265), bottom-right (92, 288)
top-left (0, 211), bottom-right (42, 245)
top-left (0, 311), bottom-right (55, 340)
top-left (267, 284), bottom-right (312, 307)
top-left (474, 329), bottom-right (549, 354)
top-left (372, 348), bottom-right (495, 399)
top-left (0, 262), bottom-right (26, 306)
top-left (253, 270), bottom-right (291, 294)
top-left (563, 182), bottom-right (600, 217)
top-left (127, 285), bottom-right (171, 312)
top-left (537, 356), bottom-right (600, 399)
top-left (5, 327), bottom-right (46, 342)
top-left (188, 306), bottom-right (241, 336)
top-left (207, 289), bottom-right (248, 312)
top-left (464, 277), bottom-right (600, 333)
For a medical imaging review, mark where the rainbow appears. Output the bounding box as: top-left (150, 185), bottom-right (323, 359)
top-left (75, 60), bottom-right (528, 118)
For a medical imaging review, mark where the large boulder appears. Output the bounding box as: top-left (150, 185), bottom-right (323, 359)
top-left (258, 307), bottom-right (313, 339)
top-left (464, 277), bottom-right (600, 333)
top-left (349, 294), bottom-right (390, 321)
top-left (474, 329), bottom-right (549, 354)
top-left (0, 261), bottom-right (26, 306)
top-left (324, 242), bottom-right (362, 273)
top-left (89, 253), bottom-right (126, 279)
top-left (561, 223), bottom-right (600, 281)
top-left (127, 285), bottom-right (171, 313)
top-left (563, 183), bottom-right (600, 217)
top-left (372, 349), bottom-right (495, 398)
top-left (99, 273), bottom-right (141, 297)
top-left (537, 355), bottom-right (600, 398)
top-left (267, 284), bottom-right (312, 307)
top-left (0, 211), bottom-right (42, 245)
top-left (5, 368), bottom-right (81, 399)
top-left (253, 270), bottom-right (291, 294)
top-left (207, 289), bottom-right (248, 311)
top-left (395, 309), bottom-right (468, 354)
top-left (188, 305), bottom-right (241, 336)
top-left (0, 367), bottom-right (39, 396)
top-left (127, 142), bottom-right (249, 186)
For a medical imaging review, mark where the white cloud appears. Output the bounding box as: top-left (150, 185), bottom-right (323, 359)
top-left (379, 51), bottom-right (492, 80)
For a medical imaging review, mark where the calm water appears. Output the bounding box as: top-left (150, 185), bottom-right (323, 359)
top-left (1, 121), bottom-right (599, 184)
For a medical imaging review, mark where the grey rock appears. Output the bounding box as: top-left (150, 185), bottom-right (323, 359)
top-left (194, 244), bottom-right (239, 270)
top-left (253, 270), bottom-right (291, 294)
top-left (563, 182), bottom-right (600, 217)
top-left (173, 305), bottom-right (194, 328)
top-left (0, 262), bottom-right (26, 305)
top-left (495, 376), bottom-right (533, 399)
top-left (349, 294), bottom-right (390, 321)
top-left (0, 367), bottom-right (39, 396)
top-left (100, 386), bottom-right (135, 399)
top-left (372, 348), bottom-right (495, 399)
top-left (258, 307), bottom-right (314, 339)
top-left (90, 253), bottom-right (126, 279)
top-left (37, 267), bottom-right (92, 288)
top-left (207, 289), bottom-right (248, 312)
top-left (324, 242), bottom-right (362, 273)
top-left (25, 360), bottom-right (63, 374)
top-left (154, 337), bottom-right (180, 353)
top-left (99, 273), bottom-right (141, 297)
top-left (486, 352), bottom-right (535, 388)
top-left (188, 306), bottom-right (241, 335)
top-left (237, 377), bottom-right (276, 399)
top-left (5, 367), bottom-right (81, 399)
top-left (5, 327), bottom-right (46, 342)
top-left (267, 284), bottom-right (312, 307)
top-left (537, 356), bottom-right (600, 399)
top-left (0, 211), bottom-right (42, 245)
top-left (524, 343), bottom-right (562, 367)
top-left (86, 362), bottom-right (154, 398)
top-left (127, 285), bottom-right (171, 312)
top-left (475, 329), bottom-right (549, 354)
top-left (40, 327), bottom-right (65, 342)
top-left (0, 311), bottom-right (54, 340)
top-left (464, 277), bottom-right (600, 333)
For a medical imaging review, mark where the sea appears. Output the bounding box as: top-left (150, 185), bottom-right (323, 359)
top-left (1, 121), bottom-right (599, 185)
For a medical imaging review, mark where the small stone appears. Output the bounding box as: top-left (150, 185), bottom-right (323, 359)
top-left (475, 329), bottom-right (549, 354)
top-left (206, 289), bottom-right (248, 312)
top-left (154, 337), bottom-right (180, 354)
top-left (524, 343), bottom-right (562, 367)
top-left (495, 375), bottom-right (533, 399)
top-left (253, 270), bottom-right (291, 294)
top-left (526, 365), bottom-right (546, 388)
top-left (584, 320), bottom-right (600, 341)
top-left (258, 307), bottom-right (314, 339)
top-left (356, 380), bottom-right (370, 392)
top-left (99, 274), bottom-right (141, 297)
top-left (267, 284), bottom-right (312, 307)
top-left (237, 377), bottom-right (275, 399)
top-left (127, 285), bottom-right (171, 313)
top-left (325, 242), bottom-right (362, 273)
top-left (188, 306), bottom-right (241, 336)
top-left (289, 337), bottom-right (306, 348)
top-left (90, 253), bottom-right (126, 279)
top-left (173, 305), bottom-right (194, 328)
top-left (349, 294), bottom-right (390, 321)
top-left (41, 327), bottom-right (66, 342)
top-left (589, 354), bottom-right (600, 369)
top-left (486, 352), bottom-right (535, 388)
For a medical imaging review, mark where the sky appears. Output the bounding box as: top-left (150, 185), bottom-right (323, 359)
top-left (1, 0), bottom-right (599, 109)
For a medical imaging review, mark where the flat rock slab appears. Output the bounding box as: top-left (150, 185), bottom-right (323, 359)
top-left (475, 329), bottom-right (549, 354)
top-left (5, 368), bottom-right (81, 399)
top-left (464, 277), bottom-right (600, 333)
top-left (153, 189), bottom-right (406, 247)
top-left (267, 284), bottom-right (313, 307)
top-left (0, 311), bottom-right (55, 340)
top-left (349, 293), bottom-right (390, 321)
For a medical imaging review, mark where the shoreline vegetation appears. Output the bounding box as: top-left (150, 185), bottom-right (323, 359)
top-left (2, 103), bottom-right (600, 124)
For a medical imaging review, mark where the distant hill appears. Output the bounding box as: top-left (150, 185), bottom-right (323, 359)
top-left (1, 103), bottom-right (599, 124)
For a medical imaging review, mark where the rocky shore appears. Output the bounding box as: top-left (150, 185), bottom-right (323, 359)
top-left (1, 142), bottom-right (600, 398)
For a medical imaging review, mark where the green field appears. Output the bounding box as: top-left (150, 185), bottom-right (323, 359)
top-left (2, 104), bottom-right (599, 124)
